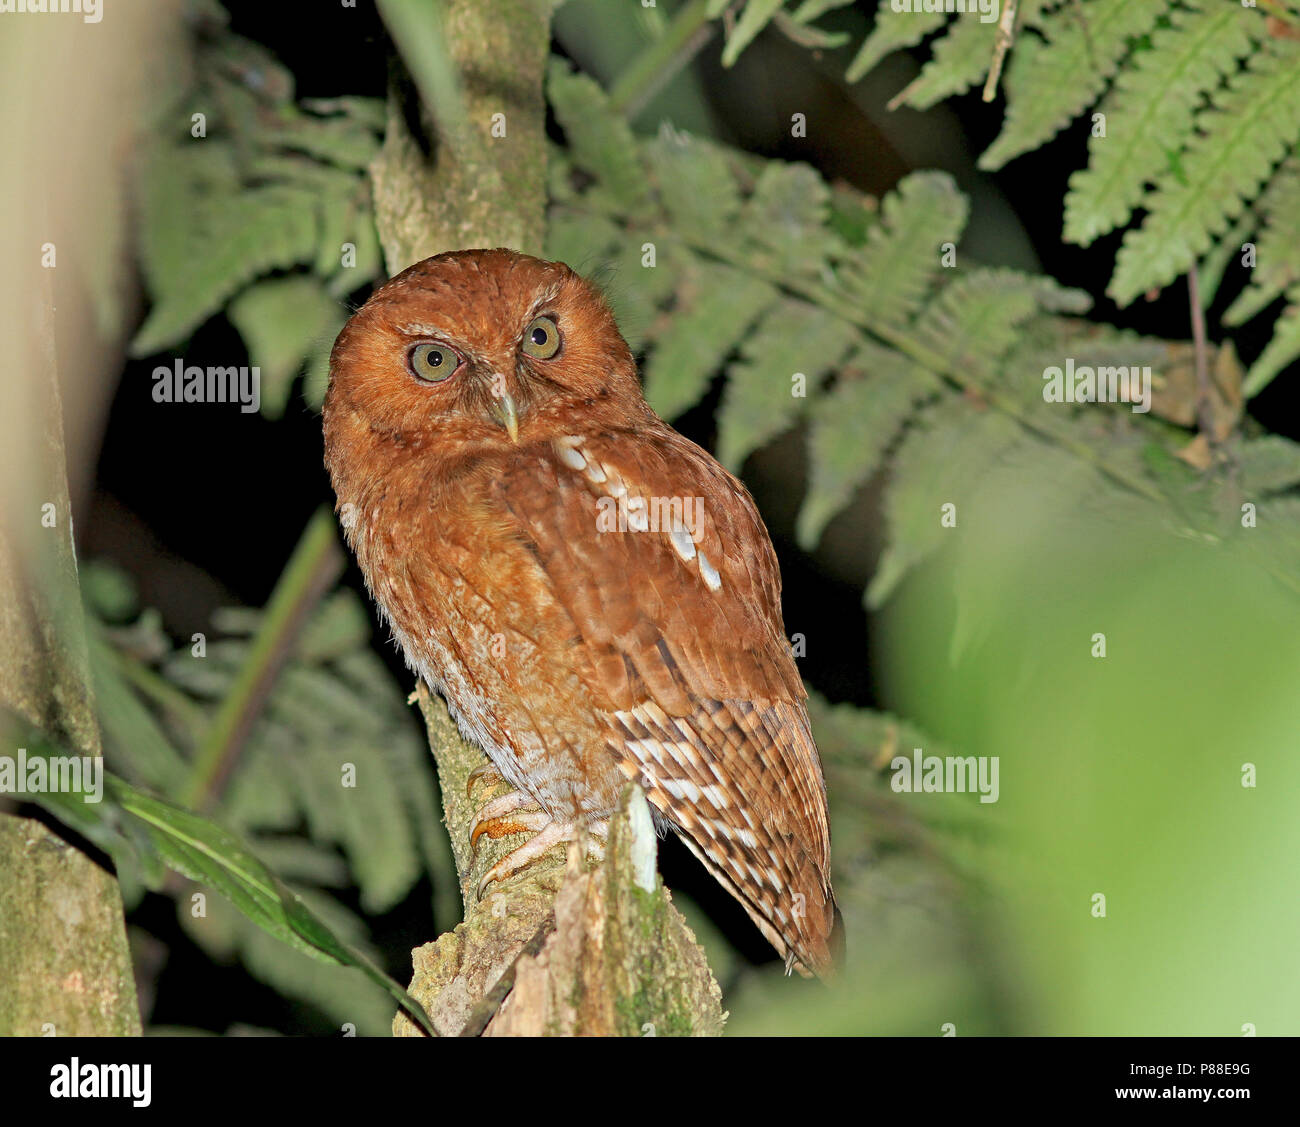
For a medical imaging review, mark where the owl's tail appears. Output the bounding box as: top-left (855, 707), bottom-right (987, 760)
top-left (673, 827), bottom-right (842, 979)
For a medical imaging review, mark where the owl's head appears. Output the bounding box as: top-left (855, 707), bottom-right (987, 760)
top-left (323, 249), bottom-right (648, 477)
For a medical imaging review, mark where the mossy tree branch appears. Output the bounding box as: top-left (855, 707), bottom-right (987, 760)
top-left (371, 1), bottom-right (723, 1036)
top-left (0, 283), bottom-right (140, 1037)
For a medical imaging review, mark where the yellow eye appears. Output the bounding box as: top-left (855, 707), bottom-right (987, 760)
top-left (408, 342), bottom-right (462, 382)
top-left (522, 316), bottom-right (561, 360)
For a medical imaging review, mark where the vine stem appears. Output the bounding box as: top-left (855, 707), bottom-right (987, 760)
top-left (608, 0), bottom-right (716, 118)
top-left (180, 507), bottom-right (343, 812)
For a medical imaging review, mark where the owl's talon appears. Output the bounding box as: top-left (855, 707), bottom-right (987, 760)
top-left (475, 819), bottom-right (608, 900)
top-left (466, 762), bottom-right (506, 801)
top-left (470, 808), bottom-right (552, 855)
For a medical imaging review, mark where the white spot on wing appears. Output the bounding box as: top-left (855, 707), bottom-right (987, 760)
top-left (669, 521), bottom-right (697, 562)
top-left (697, 552), bottom-right (722, 591)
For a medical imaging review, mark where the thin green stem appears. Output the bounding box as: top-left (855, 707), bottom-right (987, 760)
top-left (608, 0), bottom-right (716, 118)
top-left (180, 507), bottom-right (343, 812)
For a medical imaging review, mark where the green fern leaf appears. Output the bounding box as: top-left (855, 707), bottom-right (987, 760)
top-left (1109, 40), bottom-right (1300, 308)
top-left (547, 62), bottom-right (648, 211)
top-left (716, 299), bottom-right (858, 470)
top-left (131, 167), bottom-right (318, 355)
top-left (648, 128), bottom-right (742, 242)
top-left (1224, 159), bottom-right (1300, 326)
top-left (909, 268), bottom-right (1056, 381)
top-left (867, 396), bottom-right (1022, 607)
top-left (838, 171), bottom-right (968, 330)
top-left (978, 0), bottom-right (1171, 172)
top-left (1237, 435), bottom-right (1300, 496)
top-left (643, 263), bottom-right (778, 421)
top-left (227, 278), bottom-right (346, 418)
top-left (1063, 1), bottom-right (1258, 247)
top-left (796, 344), bottom-right (936, 550)
top-left (1243, 286), bottom-right (1300, 398)
top-left (894, 14), bottom-right (997, 111)
top-left (846, 2), bottom-right (949, 84)
top-left (741, 161), bottom-right (843, 276)
top-left (721, 0), bottom-right (786, 67)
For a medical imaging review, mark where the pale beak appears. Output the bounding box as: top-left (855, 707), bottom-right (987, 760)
top-left (490, 390), bottom-right (520, 443)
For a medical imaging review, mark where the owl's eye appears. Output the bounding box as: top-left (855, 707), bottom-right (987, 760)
top-left (407, 342), bottom-right (462, 382)
top-left (522, 316), bottom-right (561, 360)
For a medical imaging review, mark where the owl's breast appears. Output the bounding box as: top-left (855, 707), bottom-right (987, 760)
top-left (348, 476), bottom-right (623, 820)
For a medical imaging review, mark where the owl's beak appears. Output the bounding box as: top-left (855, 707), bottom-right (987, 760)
top-left (490, 391), bottom-right (520, 443)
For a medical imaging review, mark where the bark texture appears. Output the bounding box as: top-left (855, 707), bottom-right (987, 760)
top-left (375, 3), bottom-right (723, 1036)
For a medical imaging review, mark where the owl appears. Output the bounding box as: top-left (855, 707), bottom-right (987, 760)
top-left (323, 249), bottom-right (841, 976)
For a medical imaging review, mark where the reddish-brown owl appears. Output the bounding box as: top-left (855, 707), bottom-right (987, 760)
top-left (322, 249), bottom-right (841, 975)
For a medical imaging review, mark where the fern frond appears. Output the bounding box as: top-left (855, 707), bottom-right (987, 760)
top-left (1223, 159), bottom-right (1300, 326)
top-left (721, 0), bottom-right (786, 67)
top-left (1109, 39), bottom-right (1300, 308)
top-left (227, 278), bottom-right (346, 418)
top-left (716, 299), bottom-right (858, 470)
top-left (1242, 287), bottom-right (1300, 398)
top-left (978, 0), bottom-right (1171, 172)
top-left (642, 263), bottom-right (778, 421)
top-left (1063, 1), bottom-right (1258, 247)
top-left (867, 396), bottom-right (1023, 607)
top-left (892, 13), bottom-right (996, 111)
top-left (742, 161), bottom-right (844, 276)
top-left (1236, 435), bottom-right (1300, 496)
top-left (846, 2), bottom-right (949, 84)
top-left (548, 63), bottom-right (649, 211)
top-left (837, 171), bottom-right (968, 330)
top-left (911, 268), bottom-right (1085, 382)
top-left (648, 128), bottom-right (742, 241)
top-left (796, 345), bottom-right (936, 550)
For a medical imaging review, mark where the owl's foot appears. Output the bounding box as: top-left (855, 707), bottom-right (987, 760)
top-left (470, 789), bottom-right (550, 853)
top-left (475, 818), bottom-right (608, 900)
top-left (465, 762), bottom-right (506, 801)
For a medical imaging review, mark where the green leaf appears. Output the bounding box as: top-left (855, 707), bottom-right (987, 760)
top-left (227, 278), bottom-right (347, 418)
top-left (867, 396), bottom-right (1022, 607)
top-left (643, 263), bottom-right (777, 420)
top-left (838, 171), bottom-right (968, 331)
top-left (1236, 435), bottom-right (1300, 496)
top-left (1223, 159), bottom-right (1300, 326)
top-left (11, 718), bottom-right (435, 1036)
top-left (1243, 288), bottom-right (1300, 399)
top-left (716, 299), bottom-right (858, 469)
top-left (1063, 2), bottom-right (1258, 247)
top-left (1109, 40), bottom-right (1300, 307)
top-left (741, 161), bottom-right (843, 276)
top-left (846, 2), bottom-right (948, 84)
top-left (979, 0), bottom-right (1171, 172)
top-left (910, 268), bottom-right (1059, 381)
top-left (796, 344), bottom-right (935, 550)
top-left (894, 14), bottom-right (996, 111)
top-left (548, 61), bottom-right (649, 211)
top-left (131, 144), bottom-right (318, 354)
top-left (648, 128), bottom-right (742, 242)
top-left (721, 0), bottom-right (786, 67)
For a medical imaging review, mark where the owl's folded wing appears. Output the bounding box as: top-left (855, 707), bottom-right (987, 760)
top-left (490, 426), bottom-right (838, 974)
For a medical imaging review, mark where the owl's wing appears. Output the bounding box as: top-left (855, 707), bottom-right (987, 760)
top-left (490, 427), bottom-right (838, 975)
